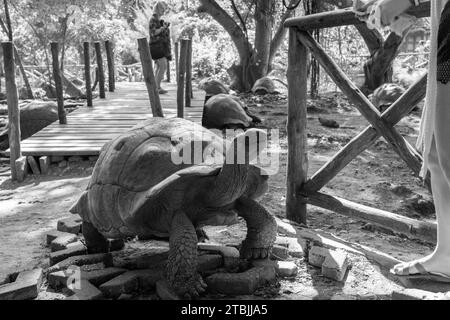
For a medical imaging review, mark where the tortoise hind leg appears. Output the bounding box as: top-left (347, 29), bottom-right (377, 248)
top-left (82, 222), bottom-right (110, 254)
top-left (166, 211), bottom-right (207, 299)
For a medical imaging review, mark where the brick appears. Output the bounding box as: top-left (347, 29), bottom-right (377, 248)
top-left (308, 246), bottom-right (330, 268)
top-left (206, 267), bottom-right (276, 295)
top-left (57, 216), bottom-right (82, 234)
top-left (197, 254), bottom-right (223, 273)
top-left (82, 268), bottom-right (127, 287)
top-left (275, 217), bottom-right (297, 237)
top-left (50, 234), bottom-right (78, 252)
top-left (46, 230), bottom-right (72, 245)
top-left (252, 260), bottom-right (298, 278)
top-left (39, 156), bottom-right (50, 175)
top-left (27, 156), bottom-right (40, 175)
top-left (0, 268), bottom-right (43, 300)
top-left (48, 271), bottom-right (70, 289)
top-left (271, 245), bottom-right (289, 261)
top-left (156, 280), bottom-right (179, 300)
top-left (392, 289), bottom-right (450, 300)
top-left (66, 280), bottom-right (103, 300)
top-left (321, 251), bottom-right (350, 282)
top-left (15, 156), bottom-right (28, 182)
top-left (276, 236), bottom-right (305, 258)
top-left (198, 243), bottom-right (240, 270)
top-left (49, 243), bottom-right (87, 266)
top-left (48, 253), bottom-right (113, 273)
top-left (99, 272), bottom-right (140, 298)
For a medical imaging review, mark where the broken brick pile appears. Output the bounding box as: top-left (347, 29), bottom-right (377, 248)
top-left (5, 214), bottom-right (445, 300)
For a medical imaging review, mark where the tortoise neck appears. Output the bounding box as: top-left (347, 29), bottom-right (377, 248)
top-left (207, 163), bottom-right (249, 207)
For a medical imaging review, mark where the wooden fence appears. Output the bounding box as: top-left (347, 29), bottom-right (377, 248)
top-left (284, 1), bottom-right (437, 244)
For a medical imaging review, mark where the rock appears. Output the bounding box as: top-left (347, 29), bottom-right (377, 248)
top-left (57, 216), bottom-right (82, 234)
top-left (308, 246), bottom-right (330, 268)
top-left (99, 271), bottom-right (140, 299)
top-left (197, 254), bottom-right (223, 273)
top-left (319, 117), bottom-right (340, 129)
top-left (66, 241), bottom-right (85, 250)
top-left (0, 268), bottom-right (43, 300)
top-left (205, 267), bottom-right (276, 295)
top-left (48, 270), bottom-right (71, 289)
top-left (15, 156), bottom-right (28, 182)
top-left (118, 293), bottom-right (134, 300)
top-left (48, 253), bottom-right (113, 273)
top-left (58, 160), bottom-right (68, 168)
top-left (66, 279), bottom-right (103, 300)
top-left (132, 269), bottom-right (164, 290)
top-left (46, 230), bottom-right (72, 245)
top-left (27, 156), bottom-right (41, 175)
top-left (271, 245), bottom-right (289, 260)
top-left (275, 217), bottom-right (297, 237)
top-left (50, 234), bottom-right (78, 252)
top-left (252, 260), bottom-right (298, 278)
top-left (88, 156), bottom-right (99, 162)
top-left (39, 156), bottom-right (50, 175)
top-left (49, 243), bottom-right (87, 266)
top-left (275, 236), bottom-right (305, 258)
top-left (198, 243), bottom-right (240, 271)
top-left (51, 156), bottom-right (64, 163)
top-left (308, 246), bottom-right (350, 282)
top-left (68, 156), bottom-right (83, 163)
top-left (322, 251), bottom-right (350, 282)
top-left (82, 268), bottom-right (127, 287)
top-left (156, 280), bottom-right (179, 300)
top-left (108, 239), bottom-right (125, 252)
top-left (392, 289), bottom-right (450, 300)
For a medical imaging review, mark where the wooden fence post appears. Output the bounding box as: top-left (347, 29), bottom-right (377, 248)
top-left (177, 39), bottom-right (188, 118)
top-left (166, 60), bottom-right (171, 82)
top-left (2, 41), bottom-right (20, 181)
top-left (105, 40), bottom-right (115, 92)
top-left (174, 41), bottom-right (179, 83)
top-left (286, 29), bottom-right (309, 225)
top-left (137, 38), bottom-right (164, 118)
top-left (83, 42), bottom-right (93, 107)
top-left (185, 39), bottom-right (193, 108)
top-left (94, 42), bottom-right (106, 99)
top-left (50, 42), bottom-right (67, 125)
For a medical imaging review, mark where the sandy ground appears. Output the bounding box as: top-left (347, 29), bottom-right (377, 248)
top-left (1, 92), bottom-right (448, 299)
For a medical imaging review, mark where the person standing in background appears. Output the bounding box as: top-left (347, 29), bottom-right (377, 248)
top-left (377, 0), bottom-right (450, 282)
top-left (149, 1), bottom-right (172, 94)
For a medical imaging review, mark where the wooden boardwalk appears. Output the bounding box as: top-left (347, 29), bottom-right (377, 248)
top-left (19, 82), bottom-right (205, 157)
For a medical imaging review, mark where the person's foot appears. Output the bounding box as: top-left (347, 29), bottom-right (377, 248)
top-left (390, 252), bottom-right (450, 279)
top-left (158, 88), bottom-right (168, 94)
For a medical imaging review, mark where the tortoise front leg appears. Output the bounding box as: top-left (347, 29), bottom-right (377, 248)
top-left (235, 198), bottom-right (277, 260)
top-left (166, 211), bottom-right (207, 299)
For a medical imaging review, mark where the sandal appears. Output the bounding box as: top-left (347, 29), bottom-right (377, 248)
top-left (390, 262), bottom-right (450, 283)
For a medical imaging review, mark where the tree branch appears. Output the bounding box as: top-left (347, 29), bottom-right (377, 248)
top-left (198, 0), bottom-right (251, 59)
top-left (230, 0), bottom-right (248, 39)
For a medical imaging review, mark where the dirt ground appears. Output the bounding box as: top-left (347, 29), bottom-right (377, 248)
top-left (0, 91), bottom-right (447, 299)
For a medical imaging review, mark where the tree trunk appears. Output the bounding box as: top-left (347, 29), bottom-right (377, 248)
top-left (253, 0), bottom-right (273, 80)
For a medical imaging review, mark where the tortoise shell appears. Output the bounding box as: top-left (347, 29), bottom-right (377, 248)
top-left (202, 94), bottom-right (252, 130)
top-left (72, 118), bottom-right (225, 238)
top-left (252, 77), bottom-right (277, 95)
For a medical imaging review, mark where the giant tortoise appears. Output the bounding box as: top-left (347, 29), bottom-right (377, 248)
top-left (70, 117), bottom-right (277, 299)
top-left (202, 94), bottom-right (262, 130)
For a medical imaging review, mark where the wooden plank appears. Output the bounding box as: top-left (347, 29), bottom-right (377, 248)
top-left (308, 192), bottom-right (437, 244)
top-left (284, 2), bottom-right (430, 30)
top-left (305, 74), bottom-right (428, 192)
top-left (297, 31), bottom-right (423, 177)
top-left (286, 29), bottom-right (309, 225)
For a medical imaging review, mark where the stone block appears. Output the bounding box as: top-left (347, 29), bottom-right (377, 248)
top-left (46, 230), bottom-right (71, 245)
top-left (275, 217), bottom-right (297, 237)
top-left (198, 243), bottom-right (240, 270)
top-left (15, 156), bottom-right (28, 182)
top-left (66, 279), bottom-right (103, 300)
top-left (50, 234), bottom-right (78, 252)
top-left (39, 156), bottom-right (50, 175)
top-left (206, 267), bottom-right (276, 295)
top-left (197, 254), bottom-right (223, 273)
top-left (82, 268), bottom-right (127, 287)
top-left (392, 289), bottom-right (450, 300)
top-left (271, 245), bottom-right (289, 261)
top-left (276, 236), bottom-right (305, 258)
top-left (99, 272), bottom-right (140, 298)
top-left (48, 253), bottom-right (113, 273)
top-left (0, 268), bottom-right (43, 300)
top-left (57, 216), bottom-right (82, 234)
top-left (321, 251), bottom-right (350, 282)
top-left (49, 243), bottom-right (87, 266)
top-left (252, 259), bottom-right (298, 278)
top-left (308, 246), bottom-right (330, 268)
